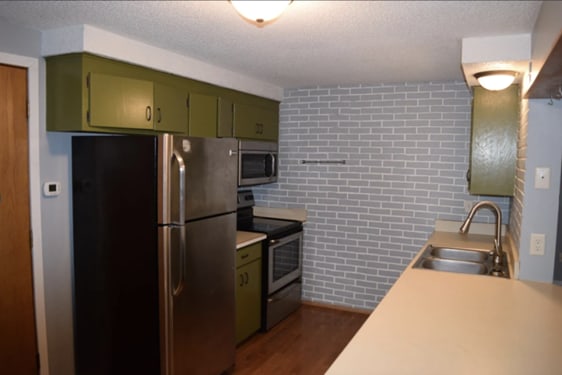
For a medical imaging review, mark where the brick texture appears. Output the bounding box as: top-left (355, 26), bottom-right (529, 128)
top-left (253, 81), bottom-right (511, 310)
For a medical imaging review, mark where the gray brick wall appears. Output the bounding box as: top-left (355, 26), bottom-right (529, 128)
top-left (509, 98), bottom-right (528, 253)
top-left (253, 81), bottom-right (511, 310)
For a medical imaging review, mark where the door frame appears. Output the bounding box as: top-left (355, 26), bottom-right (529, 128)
top-left (0, 52), bottom-right (49, 375)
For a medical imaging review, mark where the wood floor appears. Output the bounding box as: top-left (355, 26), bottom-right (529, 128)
top-left (233, 304), bottom-right (369, 375)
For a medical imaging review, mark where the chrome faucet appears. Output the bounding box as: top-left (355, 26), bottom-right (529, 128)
top-left (459, 201), bottom-right (504, 270)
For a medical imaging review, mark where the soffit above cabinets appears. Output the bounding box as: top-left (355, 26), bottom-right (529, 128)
top-left (461, 34), bottom-right (531, 92)
top-left (526, 33), bottom-right (562, 99)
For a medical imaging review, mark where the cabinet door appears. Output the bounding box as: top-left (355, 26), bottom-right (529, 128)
top-left (469, 85), bottom-right (519, 196)
top-left (217, 97), bottom-right (234, 138)
top-left (188, 93), bottom-right (218, 137)
top-left (89, 73), bottom-right (154, 129)
top-left (236, 259), bottom-right (262, 345)
top-left (233, 103), bottom-right (279, 141)
top-left (154, 83), bottom-right (188, 133)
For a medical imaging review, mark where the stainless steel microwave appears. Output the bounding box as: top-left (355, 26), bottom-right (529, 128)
top-left (238, 140), bottom-right (278, 186)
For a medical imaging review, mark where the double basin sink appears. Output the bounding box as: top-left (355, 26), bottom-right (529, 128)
top-left (413, 245), bottom-right (509, 278)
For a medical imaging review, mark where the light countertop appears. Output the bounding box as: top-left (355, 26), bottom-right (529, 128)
top-left (252, 206), bottom-right (307, 222)
top-left (326, 230), bottom-right (562, 375)
top-left (236, 231), bottom-right (266, 250)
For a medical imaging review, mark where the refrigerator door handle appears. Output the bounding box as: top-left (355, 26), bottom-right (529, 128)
top-left (172, 227), bottom-right (186, 297)
top-left (172, 151), bottom-right (186, 224)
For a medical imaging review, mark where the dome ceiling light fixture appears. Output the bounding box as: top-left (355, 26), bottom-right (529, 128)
top-left (474, 70), bottom-right (517, 91)
top-left (230, 0), bottom-right (292, 26)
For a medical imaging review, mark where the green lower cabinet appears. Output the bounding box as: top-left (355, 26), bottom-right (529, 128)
top-left (235, 242), bottom-right (262, 345)
top-left (469, 85), bottom-right (520, 196)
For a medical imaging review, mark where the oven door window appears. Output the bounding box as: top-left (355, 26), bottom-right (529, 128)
top-left (241, 152), bottom-right (276, 179)
top-left (269, 231), bottom-right (302, 294)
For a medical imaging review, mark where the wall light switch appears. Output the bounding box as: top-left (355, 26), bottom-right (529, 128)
top-left (534, 167), bottom-right (550, 189)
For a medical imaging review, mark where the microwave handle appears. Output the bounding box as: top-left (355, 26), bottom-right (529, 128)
top-left (268, 153), bottom-right (276, 178)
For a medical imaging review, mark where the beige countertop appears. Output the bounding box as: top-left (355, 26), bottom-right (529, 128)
top-left (252, 206), bottom-right (307, 222)
top-left (326, 230), bottom-right (562, 375)
top-left (236, 231), bottom-right (266, 250)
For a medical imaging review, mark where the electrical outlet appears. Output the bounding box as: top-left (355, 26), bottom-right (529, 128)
top-left (530, 233), bottom-right (545, 256)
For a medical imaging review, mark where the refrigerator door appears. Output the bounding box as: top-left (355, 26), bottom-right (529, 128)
top-left (159, 135), bottom-right (238, 225)
top-left (72, 135), bottom-right (161, 375)
top-left (159, 213), bottom-right (236, 375)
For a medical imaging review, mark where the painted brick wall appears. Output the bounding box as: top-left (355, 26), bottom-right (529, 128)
top-left (253, 81), bottom-right (511, 310)
top-left (509, 98), bottom-right (529, 253)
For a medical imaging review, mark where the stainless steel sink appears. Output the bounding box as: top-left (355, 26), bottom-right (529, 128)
top-left (412, 244), bottom-right (509, 278)
top-left (417, 258), bottom-right (488, 275)
top-left (429, 246), bottom-right (489, 263)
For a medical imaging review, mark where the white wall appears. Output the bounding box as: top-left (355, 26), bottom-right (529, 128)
top-left (517, 99), bottom-right (562, 282)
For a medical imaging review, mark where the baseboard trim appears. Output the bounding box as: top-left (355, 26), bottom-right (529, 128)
top-left (302, 300), bottom-right (372, 315)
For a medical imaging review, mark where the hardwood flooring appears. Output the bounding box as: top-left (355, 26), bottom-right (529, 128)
top-left (233, 304), bottom-right (369, 375)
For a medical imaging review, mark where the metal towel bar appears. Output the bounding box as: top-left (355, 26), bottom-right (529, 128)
top-left (301, 160), bottom-right (346, 165)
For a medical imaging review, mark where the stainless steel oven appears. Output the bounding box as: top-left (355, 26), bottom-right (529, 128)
top-left (238, 140), bottom-right (278, 187)
top-left (236, 190), bottom-right (303, 331)
top-left (268, 231), bottom-right (302, 294)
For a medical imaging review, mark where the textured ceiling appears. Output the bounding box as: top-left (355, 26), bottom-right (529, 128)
top-left (0, 1), bottom-right (543, 89)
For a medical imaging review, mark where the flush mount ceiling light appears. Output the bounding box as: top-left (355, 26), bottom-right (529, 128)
top-left (474, 71), bottom-right (517, 91)
top-left (230, 0), bottom-right (292, 26)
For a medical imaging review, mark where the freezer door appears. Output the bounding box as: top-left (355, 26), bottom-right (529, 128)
top-left (159, 135), bottom-right (238, 224)
top-left (159, 213), bottom-right (236, 375)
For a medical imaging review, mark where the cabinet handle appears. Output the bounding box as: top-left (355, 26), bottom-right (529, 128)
top-left (239, 274), bottom-right (245, 287)
top-left (241, 254), bottom-right (249, 259)
top-left (146, 106), bottom-right (152, 121)
top-left (157, 107), bottom-right (162, 123)
top-left (466, 169), bottom-right (471, 183)
top-left (244, 271), bottom-right (249, 285)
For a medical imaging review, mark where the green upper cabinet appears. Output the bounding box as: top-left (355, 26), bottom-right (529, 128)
top-left (187, 93), bottom-right (218, 137)
top-left (217, 98), bottom-right (234, 138)
top-left (89, 73), bottom-right (154, 130)
top-left (47, 52), bottom-right (278, 138)
top-left (47, 53), bottom-right (188, 133)
top-left (233, 102), bottom-right (279, 141)
top-left (468, 85), bottom-right (520, 196)
top-left (154, 82), bottom-right (188, 133)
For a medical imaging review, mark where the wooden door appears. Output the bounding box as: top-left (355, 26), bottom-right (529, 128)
top-left (0, 63), bottom-right (39, 374)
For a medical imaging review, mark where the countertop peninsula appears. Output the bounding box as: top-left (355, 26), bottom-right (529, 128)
top-left (326, 229), bottom-right (562, 375)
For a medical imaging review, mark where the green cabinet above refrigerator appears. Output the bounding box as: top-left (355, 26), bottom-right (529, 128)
top-left (46, 52), bottom-right (279, 139)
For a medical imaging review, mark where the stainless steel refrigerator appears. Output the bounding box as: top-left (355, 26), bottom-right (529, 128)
top-left (72, 134), bottom-right (237, 375)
